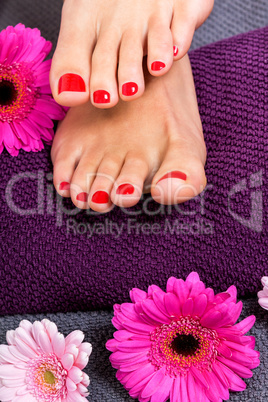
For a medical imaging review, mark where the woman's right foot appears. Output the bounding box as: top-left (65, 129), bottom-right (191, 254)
top-left (50, 0), bottom-right (214, 108)
top-left (52, 54), bottom-right (207, 213)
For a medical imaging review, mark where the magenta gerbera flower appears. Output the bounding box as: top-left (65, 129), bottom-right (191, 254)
top-left (0, 24), bottom-right (66, 156)
top-left (0, 319), bottom-right (92, 401)
top-left (106, 272), bottom-right (260, 402)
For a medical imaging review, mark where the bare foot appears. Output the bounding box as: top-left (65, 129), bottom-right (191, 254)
top-left (50, 0), bottom-right (214, 108)
top-left (51, 55), bottom-right (206, 212)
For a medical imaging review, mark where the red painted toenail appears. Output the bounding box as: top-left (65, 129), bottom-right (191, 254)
top-left (157, 171), bottom-right (187, 184)
top-left (93, 90), bottom-right (110, 103)
top-left (116, 183), bottom-right (135, 195)
top-left (173, 45), bottom-right (178, 57)
top-left (92, 191), bottom-right (109, 204)
top-left (76, 192), bottom-right (88, 202)
top-left (122, 82), bottom-right (138, 96)
top-left (151, 61), bottom-right (166, 71)
top-left (59, 182), bottom-right (70, 191)
top-left (58, 74), bottom-right (86, 94)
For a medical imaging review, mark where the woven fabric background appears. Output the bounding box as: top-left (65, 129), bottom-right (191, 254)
top-left (0, 1), bottom-right (267, 401)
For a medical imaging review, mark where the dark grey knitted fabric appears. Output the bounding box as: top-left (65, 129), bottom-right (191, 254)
top-left (0, 299), bottom-right (267, 401)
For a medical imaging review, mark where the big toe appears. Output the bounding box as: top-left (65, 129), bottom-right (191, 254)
top-left (151, 137), bottom-right (207, 205)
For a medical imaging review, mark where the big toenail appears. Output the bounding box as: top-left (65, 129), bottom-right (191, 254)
top-left (173, 45), bottom-right (178, 57)
top-left (92, 191), bottom-right (109, 203)
top-left (116, 183), bottom-right (135, 195)
top-left (59, 182), bottom-right (70, 191)
top-left (151, 61), bottom-right (166, 71)
top-left (76, 192), bottom-right (88, 202)
top-left (157, 171), bottom-right (187, 183)
top-left (122, 82), bottom-right (138, 96)
top-left (58, 74), bottom-right (86, 94)
top-left (93, 90), bottom-right (110, 103)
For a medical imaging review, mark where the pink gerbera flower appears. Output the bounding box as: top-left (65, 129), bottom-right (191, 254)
top-left (258, 276), bottom-right (268, 310)
top-left (0, 24), bottom-right (66, 156)
top-left (106, 272), bottom-right (260, 402)
top-left (0, 319), bottom-right (92, 401)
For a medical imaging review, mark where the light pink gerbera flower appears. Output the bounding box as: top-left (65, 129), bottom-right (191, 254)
top-left (106, 272), bottom-right (260, 402)
top-left (258, 276), bottom-right (268, 310)
top-left (0, 319), bottom-right (92, 401)
top-left (0, 24), bottom-right (66, 156)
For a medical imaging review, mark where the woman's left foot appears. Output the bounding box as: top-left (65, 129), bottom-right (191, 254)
top-left (51, 55), bottom-right (207, 212)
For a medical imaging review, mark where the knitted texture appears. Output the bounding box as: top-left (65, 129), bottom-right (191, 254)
top-left (0, 28), bottom-right (267, 316)
top-left (0, 299), bottom-right (267, 401)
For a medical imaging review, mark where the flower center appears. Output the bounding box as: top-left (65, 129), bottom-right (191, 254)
top-left (170, 333), bottom-right (200, 356)
top-left (0, 63), bottom-right (38, 123)
top-left (26, 353), bottom-right (67, 402)
top-left (44, 370), bottom-right (55, 385)
top-left (148, 316), bottom-right (219, 377)
top-left (0, 79), bottom-right (18, 106)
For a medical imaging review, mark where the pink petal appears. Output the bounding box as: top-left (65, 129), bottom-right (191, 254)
top-left (34, 98), bottom-right (65, 119)
top-left (52, 332), bottom-right (65, 358)
top-left (119, 355), bottom-right (149, 372)
top-left (217, 342), bottom-right (233, 358)
top-left (28, 109), bottom-right (54, 128)
top-left (150, 374), bottom-right (173, 402)
top-left (79, 342), bottom-right (92, 356)
top-left (65, 344), bottom-right (79, 360)
top-left (170, 375), bottom-right (180, 402)
top-left (258, 297), bottom-right (268, 310)
top-left (38, 330), bottom-right (53, 354)
top-left (106, 338), bottom-right (118, 352)
top-left (0, 385), bottom-right (18, 400)
top-left (166, 277), bottom-right (177, 293)
top-left (0, 345), bottom-right (20, 364)
top-left (110, 350), bottom-right (146, 364)
top-left (187, 370), bottom-right (198, 402)
top-left (190, 367), bottom-right (209, 390)
top-left (223, 340), bottom-right (258, 356)
top-left (202, 370), bottom-right (220, 402)
top-left (66, 377), bottom-right (77, 392)
top-left (61, 353), bottom-right (74, 371)
top-left (216, 355), bottom-right (253, 378)
top-left (215, 361), bottom-right (247, 391)
top-left (15, 327), bottom-right (37, 351)
top-left (13, 337), bottom-right (38, 359)
top-left (192, 294), bottom-right (207, 318)
top-left (200, 310), bottom-right (223, 328)
top-left (180, 375), bottom-right (189, 402)
top-left (174, 279), bottom-right (189, 305)
top-left (129, 288), bottom-right (148, 303)
top-left (164, 293), bottom-right (181, 318)
top-left (147, 285), bottom-right (165, 297)
top-left (75, 351), bottom-right (90, 369)
top-left (65, 330), bottom-right (84, 347)
top-left (189, 281), bottom-right (205, 298)
top-left (118, 316), bottom-right (154, 335)
top-left (68, 366), bottom-right (83, 384)
top-left (140, 367), bottom-right (166, 399)
top-left (186, 272), bottom-right (200, 286)
top-left (2, 122), bottom-right (15, 148)
top-left (0, 365), bottom-right (25, 379)
top-left (117, 340), bottom-right (152, 352)
top-left (152, 291), bottom-right (170, 317)
top-left (226, 285), bottom-right (237, 301)
top-left (125, 362), bottom-right (155, 390)
top-left (182, 298), bottom-right (194, 316)
top-left (141, 299), bottom-right (170, 325)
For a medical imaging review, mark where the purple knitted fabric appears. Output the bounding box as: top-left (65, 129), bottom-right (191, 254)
top-left (0, 28), bottom-right (267, 316)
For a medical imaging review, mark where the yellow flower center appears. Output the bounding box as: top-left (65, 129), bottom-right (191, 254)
top-left (43, 370), bottom-right (55, 385)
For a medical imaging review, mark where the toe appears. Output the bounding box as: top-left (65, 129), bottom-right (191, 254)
top-left (88, 154), bottom-right (124, 212)
top-left (69, 154), bottom-right (102, 209)
top-left (171, 4), bottom-right (197, 61)
top-left (53, 155), bottom-right (79, 199)
top-left (118, 30), bottom-right (145, 101)
top-left (90, 29), bottom-right (120, 108)
top-left (111, 152), bottom-right (149, 208)
top-left (50, 0), bottom-right (95, 107)
top-left (151, 135), bottom-right (207, 205)
top-left (147, 8), bottom-right (174, 76)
